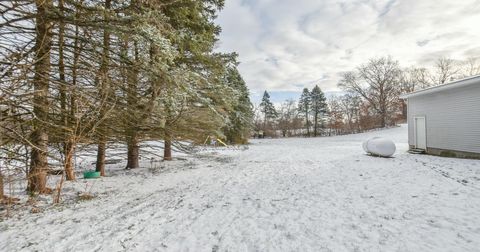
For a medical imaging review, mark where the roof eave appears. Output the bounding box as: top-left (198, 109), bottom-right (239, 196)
top-left (399, 75), bottom-right (480, 99)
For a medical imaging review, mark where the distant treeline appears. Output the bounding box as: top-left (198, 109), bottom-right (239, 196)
top-left (255, 56), bottom-right (480, 138)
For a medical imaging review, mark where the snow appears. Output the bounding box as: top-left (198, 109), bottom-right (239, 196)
top-left (2, 125), bottom-right (480, 251)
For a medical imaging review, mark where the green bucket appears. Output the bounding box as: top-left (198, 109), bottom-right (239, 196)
top-left (83, 170), bottom-right (101, 179)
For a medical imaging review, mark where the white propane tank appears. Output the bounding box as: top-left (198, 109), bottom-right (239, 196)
top-left (363, 137), bottom-right (396, 157)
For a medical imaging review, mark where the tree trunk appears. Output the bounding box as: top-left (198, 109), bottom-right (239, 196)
top-left (96, 139), bottom-right (106, 176)
top-left (0, 171), bottom-right (4, 199)
top-left (66, 13), bottom-right (80, 180)
top-left (126, 132), bottom-right (139, 169)
top-left (164, 127), bottom-right (172, 161)
top-left (94, 0), bottom-right (111, 177)
top-left (64, 138), bottom-right (75, 180)
top-left (401, 100), bottom-right (407, 120)
top-left (28, 131), bottom-right (49, 193)
top-left (28, 0), bottom-right (52, 194)
top-left (263, 112), bottom-right (267, 135)
top-left (380, 113), bottom-right (387, 128)
top-left (71, 12), bottom-right (79, 123)
top-left (58, 0), bottom-right (75, 181)
top-left (380, 97), bottom-right (388, 127)
top-left (164, 140), bottom-right (172, 161)
top-left (305, 108), bottom-right (310, 137)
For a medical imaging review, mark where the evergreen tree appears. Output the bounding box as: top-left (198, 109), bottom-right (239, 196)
top-left (160, 0), bottom-right (227, 160)
top-left (28, 0), bottom-right (53, 192)
top-left (259, 91), bottom-right (278, 132)
top-left (223, 64), bottom-right (254, 144)
top-left (1, 0), bottom-right (255, 194)
top-left (310, 85), bottom-right (328, 137)
top-left (298, 88), bottom-right (312, 136)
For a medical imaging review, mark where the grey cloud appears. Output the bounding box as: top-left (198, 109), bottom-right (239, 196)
top-left (216, 0), bottom-right (480, 95)
top-left (378, 0), bottom-right (397, 17)
top-left (417, 40), bottom-right (430, 47)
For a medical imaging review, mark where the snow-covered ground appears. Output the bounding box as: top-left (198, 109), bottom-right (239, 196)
top-left (1, 125), bottom-right (480, 251)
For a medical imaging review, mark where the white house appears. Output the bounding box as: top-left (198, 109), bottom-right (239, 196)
top-left (400, 75), bottom-right (480, 159)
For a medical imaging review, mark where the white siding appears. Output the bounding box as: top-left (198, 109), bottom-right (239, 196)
top-left (407, 82), bottom-right (480, 153)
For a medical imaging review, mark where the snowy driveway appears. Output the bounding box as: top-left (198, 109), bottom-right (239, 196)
top-left (2, 125), bottom-right (480, 251)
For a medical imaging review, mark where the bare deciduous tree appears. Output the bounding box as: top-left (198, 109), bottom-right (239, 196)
top-left (462, 57), bottom-right (480, 77)
top-left (278, 99), bottom-right (297, 137)
top-left (433, 57), bottom-right (460, 84)
top-left (339, 56), bottom-right (402, 127)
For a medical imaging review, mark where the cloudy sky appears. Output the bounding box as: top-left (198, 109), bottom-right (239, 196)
top-left (215, 0), bottom-right (480, 103)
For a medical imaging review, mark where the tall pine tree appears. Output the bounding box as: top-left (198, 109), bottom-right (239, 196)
top-left (310, 85), bottom-right (328, 137)
top-left (298, 88), bottom-right (312, 137)
top-left (259, 91), bottom-right (278, 135)
top-left (223, 65), bottom-right (254, 144)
